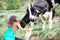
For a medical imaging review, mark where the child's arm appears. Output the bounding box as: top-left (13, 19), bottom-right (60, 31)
top-left (18, 23), bottom-right (29, 32)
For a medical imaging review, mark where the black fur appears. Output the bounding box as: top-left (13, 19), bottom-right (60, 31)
top-left (20, 9), bottom-right (30, 28)
top-left (54, 0), bottom-right (60, 4)
top-left (46, 0), bottom-right (56, 18)
top-left (46, 0), bottom-right (53, 11)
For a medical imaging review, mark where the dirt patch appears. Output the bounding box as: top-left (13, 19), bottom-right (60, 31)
top-left (53, 16), bottom-right (60, 23)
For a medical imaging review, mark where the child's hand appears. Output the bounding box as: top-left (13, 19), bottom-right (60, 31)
top-left (21, 28), bottom-right (29, 32)
top-left (26, 29), bottom-right (30, 32)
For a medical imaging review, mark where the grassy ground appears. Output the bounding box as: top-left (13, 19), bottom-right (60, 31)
top-left (0, 6), bottom-right (60, 40)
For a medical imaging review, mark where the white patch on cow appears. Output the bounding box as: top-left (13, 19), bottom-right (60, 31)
top-left (51, 0), bottom-right (55, 4)
top-left (48, 11), bottom-right (53, 29)
top-left (43, 21), bottom-right (46, 30)
top-left (36, 9), bottom-right (40, 13)
top-left (39, 11), bottom-right (53, 30)
top-left (45, 11), bottom-right (53, 29)
top-left (28, 4), bottom-right (35, 19)
top-left (43, 11), bottom-right (52, 18)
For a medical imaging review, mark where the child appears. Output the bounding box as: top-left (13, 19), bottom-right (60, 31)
top-left (3, 16), bottom-right (29, 40)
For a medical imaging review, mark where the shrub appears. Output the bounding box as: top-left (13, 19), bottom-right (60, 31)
top-left (0, 1), bottom-right (7, 10)
top-left (5, 0), bottom-right (22, 10)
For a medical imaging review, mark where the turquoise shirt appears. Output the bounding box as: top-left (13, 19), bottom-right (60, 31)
top-left (3, 22), bottom-right (17, 40)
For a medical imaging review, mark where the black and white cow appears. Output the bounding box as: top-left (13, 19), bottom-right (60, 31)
top-left (28, 0), bottom-right (54, 30)
top-left (54, 0), bottom-right (60, 4)
top-left (19, 0), bottom-right (60, 40)
top-left (28, 0), bottom-right (60, 30)
top-left (20, 0), bottom-right (60, 30)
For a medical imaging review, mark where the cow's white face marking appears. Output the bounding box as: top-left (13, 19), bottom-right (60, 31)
top-left (51, 0), bottom-right (55, 4)
top-left (28, 4), bottom-right (37, 20)
top-left (28, 4), bottom-right (35, 19)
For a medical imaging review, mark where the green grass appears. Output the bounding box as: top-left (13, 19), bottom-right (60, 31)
top-left (55, 6), bottom-right (60, 16)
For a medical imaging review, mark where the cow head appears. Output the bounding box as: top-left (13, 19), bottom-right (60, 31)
top-left (28, 4), bottom-right (37, 21)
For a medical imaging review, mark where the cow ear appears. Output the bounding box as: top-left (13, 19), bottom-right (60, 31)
top-left (31, 4), bottom-right (34, 11)
top-left (29, 3), bottom-right (33, 8)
